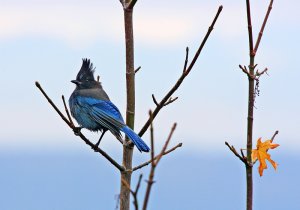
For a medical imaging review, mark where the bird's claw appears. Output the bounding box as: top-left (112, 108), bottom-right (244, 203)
top-left (93, 143), bottom-right (100, 151)
top-left (73, 127), bottom-right (82, 136)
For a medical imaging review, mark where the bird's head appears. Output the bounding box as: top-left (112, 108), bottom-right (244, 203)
top-left (71, 58), bottom-right (100, 89)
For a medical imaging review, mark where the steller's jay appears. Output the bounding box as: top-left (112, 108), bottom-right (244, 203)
top-left (69, 59), bottom-right (150, 152)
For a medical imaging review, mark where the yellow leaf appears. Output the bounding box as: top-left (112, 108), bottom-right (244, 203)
top-left (251, 137), bottom-right (279, 176)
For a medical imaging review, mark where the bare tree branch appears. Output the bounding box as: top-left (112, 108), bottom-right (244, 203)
top-left (142, 121), bottom-right (177, 210)
top-left (183, 47), bottom-right (189, 72)
top-left (151, 94), bottom-right (159, 106)
top-left (239, 64), bottom-right (250, 75)
top-left (241, 148), bottom-right (246, 160)
top-left (35, 82), bottom-right (125, 172)
top-left (246, 0), bottom-right (254, 55)
top-left (255, 68), bottom-right (268, 77)
top-left (225, 141), bottom-right (249, 166)
top-left (135, 66), bottom-right (141, 74)
top-left (270, 130), bottom-right (279, 143)
top-left (132, 143), bottom-right (182, 171)
top-left (164, 97), bottom-right (178, 106)
top-left (138, 5), bottom-right (223, 137)
top-left (155, 123), bottom-right (177, 164)
top-left (62, 95), bottom-right (74, 127)
top-left (254, 0), bottom-right (274, 55)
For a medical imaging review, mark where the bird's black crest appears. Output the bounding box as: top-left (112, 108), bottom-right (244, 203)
top-left (76, 58), bottom-right (95, 81)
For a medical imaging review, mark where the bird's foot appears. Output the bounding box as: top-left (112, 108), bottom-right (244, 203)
top-left (93, 142), bottom-right (100, 151)
top-left (73, 127), bottom-right (82, 136)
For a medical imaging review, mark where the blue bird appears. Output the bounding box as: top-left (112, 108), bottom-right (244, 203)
top-left (69, 59), bottom-right (150, 152)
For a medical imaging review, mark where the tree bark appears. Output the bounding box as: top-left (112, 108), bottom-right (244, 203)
top-left (120, 6), bottom-right (135, 210)
top-left (246, 56), bottom-right (255, 210)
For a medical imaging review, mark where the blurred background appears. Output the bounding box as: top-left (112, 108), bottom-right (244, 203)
top-left (0, 0), bottom-right (299, 209)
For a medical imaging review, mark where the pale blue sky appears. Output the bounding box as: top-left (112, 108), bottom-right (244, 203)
top-left (0, 0), bottom-right (299, 151)
top-left (0, 0), bottom-right (299, 209)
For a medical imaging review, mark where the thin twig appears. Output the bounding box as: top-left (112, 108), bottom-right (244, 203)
top-left (155, 123), bottom-right (177, 164)
top-left (149, 111), bottom-right (155, 166)
top-left (151, 94), bottom-right (159, 106)
top-left (62, 95), bottom-right (74, 127)
top-left (225, 141), bottom-right (249, 166)
top-left (256, 68), bottom-right (268, 77)
top-left (35, 82), bottom-right (124, 172)
top-left (183, 47), bottom-right (189, 72)
top-left (239, 64), bottom-right (249, 75)
top-left (135, 174), bottom-right (143, 193)
top-left (138, 5), bottom-right (223, 137)
top-left (142, 112), bottom-right (156, 210)
top-left (254, 0), bottom-right (274, 55)
top-left (241, 149), bottom-right (246, 160)
top-left (135, 66), bottom-right (141, 74)
top-left (164, 97), bottom-right (178, 106)
top-left (270, 130), bottom-right (279, 143)
top-left (239, 65), bottom-right (253, 79)
top-left (132, 143), bottom-right (182, 171)
top-left (36, 82), bottom-right (71, 127)
top-left (142, 123), bottom-right (177, 210)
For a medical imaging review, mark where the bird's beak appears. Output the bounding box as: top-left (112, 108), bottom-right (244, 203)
top-left (71, 80), bottom-right (81, 85)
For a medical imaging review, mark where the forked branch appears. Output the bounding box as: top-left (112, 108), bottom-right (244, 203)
top-left (254, 0), bottom-right (274, 55)
top-left (142, 111), bottom-right (177, 210)
top-left (225, 141), bottom-right (249, 166)
top-left (138, 5), bottom-right (223, 137)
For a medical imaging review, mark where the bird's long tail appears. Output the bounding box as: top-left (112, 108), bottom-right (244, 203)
top-left (121, 126), bottom-right (150, 152)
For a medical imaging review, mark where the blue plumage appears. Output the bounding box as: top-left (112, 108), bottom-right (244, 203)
top-left (69, 59), bottom-right (150, 152)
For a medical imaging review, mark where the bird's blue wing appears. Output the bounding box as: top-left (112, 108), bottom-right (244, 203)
top-left (76, 96), bottom-right (149, 152)
top-left (77, 96), bottom-right (125, 131)
top-left (95, 100), bottom-right (125, 123)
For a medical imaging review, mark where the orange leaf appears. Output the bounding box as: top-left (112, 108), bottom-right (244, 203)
top-left (251, 137), bottom-right (279, 176)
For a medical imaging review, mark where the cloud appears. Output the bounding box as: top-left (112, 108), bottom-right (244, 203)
top-left (0, 2), bottom-right (248, 48)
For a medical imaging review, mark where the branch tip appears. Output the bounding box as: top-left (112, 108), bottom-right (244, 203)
top-left (35, 81), bottom-right (41, 88)
top-left (138, 5), bottom-right (222, 137)
top-left (183, 47), bottom-right (190, 72)
top-left (225, 141), bottom-right (249, 166)
top-left (36, 83), bottom-right (123, 172)
top-left (270, 130), bottom-right (279, 143)
top-left (135, 66), bottom-right (141, 73)
top-left (151, 94), bottom-right (159, 106)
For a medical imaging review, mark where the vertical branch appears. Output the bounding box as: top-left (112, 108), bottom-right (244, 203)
top-left (246, 0), bottom-right (254, 55)
top-left (142, 111), bottom-right (155, 210)
top-left (120, 1), bottom-right (135, 210)
top-left (246, 56), bottom-right (254, 210)
top-left (245, 0), bottom-right (255, 208)
top-left (226, 2), bottom-right (274, 210)
top-left (124, 8), bottom-right (135, 131)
